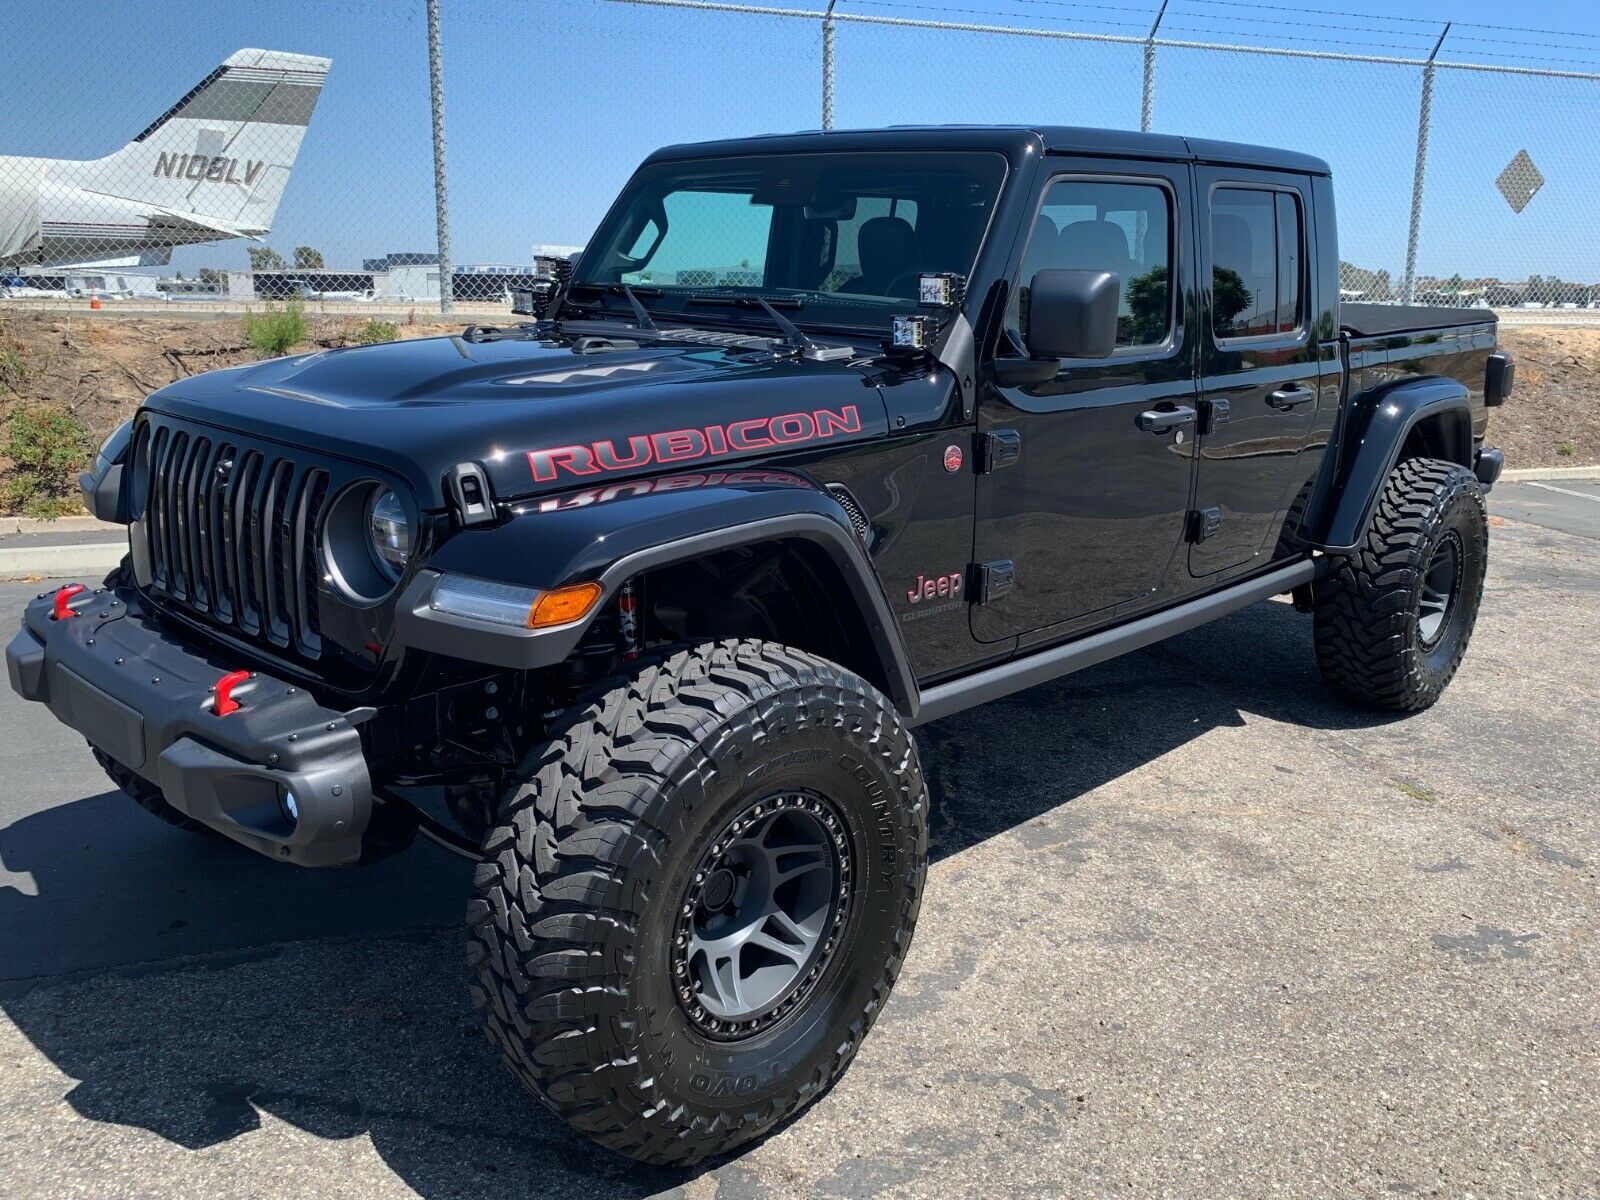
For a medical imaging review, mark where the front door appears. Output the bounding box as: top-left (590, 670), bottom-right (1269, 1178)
top-left (973, 163), bottom-right (1199, 643)
top-left (1190, 170), bottom-right (1324, 576)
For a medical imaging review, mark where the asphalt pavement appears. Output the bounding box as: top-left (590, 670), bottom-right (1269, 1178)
top-left (0, 488), bottom-right (1595, 1199)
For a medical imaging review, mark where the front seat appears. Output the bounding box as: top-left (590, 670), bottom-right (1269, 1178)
top-left (1056, 219), bottom-right (1135, 282)
top-left (839, 216), bottom-right (920, 298)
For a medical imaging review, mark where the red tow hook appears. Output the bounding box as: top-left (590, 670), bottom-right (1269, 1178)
top-left (212, 670), bottom-right (251, 717)
top-left (51, 584), bottom-right (87, 620)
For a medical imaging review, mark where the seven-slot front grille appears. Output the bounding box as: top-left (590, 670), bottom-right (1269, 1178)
top-left (133, 416), bottom-right (332, 659)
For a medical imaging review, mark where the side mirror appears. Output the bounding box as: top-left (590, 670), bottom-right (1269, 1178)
top-left (1024, 269), bottom-right (1121, 360)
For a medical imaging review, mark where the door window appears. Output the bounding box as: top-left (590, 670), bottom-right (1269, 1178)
top-left (1211, 186), bottom-right (1304, 339)
top-left (1010, 179), bottom-right (1174, 350)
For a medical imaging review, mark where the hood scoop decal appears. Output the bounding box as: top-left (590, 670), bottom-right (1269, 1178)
top-left (499, 354), bottom-right (695, 388)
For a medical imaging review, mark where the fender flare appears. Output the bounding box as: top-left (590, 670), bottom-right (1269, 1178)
top-left (1315, 376), bottom-right (1474, 553)
top-left (394, 472), bottom-right (919, 718)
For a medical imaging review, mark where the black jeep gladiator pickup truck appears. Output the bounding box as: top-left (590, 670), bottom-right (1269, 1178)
top-left (9, 126), bottom-right (1511, 1164)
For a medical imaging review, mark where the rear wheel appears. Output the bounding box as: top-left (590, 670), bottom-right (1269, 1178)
top-left (467, 639), bottom-right (928, 1165)
top-left (1313, 457), bottom-right (1487, 710)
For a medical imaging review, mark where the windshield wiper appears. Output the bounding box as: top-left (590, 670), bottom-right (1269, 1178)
top-left (688, 294), bottom-right (851, 360)
top-left (565, 282), bottom-right (660, 330)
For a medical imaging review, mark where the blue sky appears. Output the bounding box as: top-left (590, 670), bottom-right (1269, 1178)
top-left (6, 0), bottom-right (1600, 283)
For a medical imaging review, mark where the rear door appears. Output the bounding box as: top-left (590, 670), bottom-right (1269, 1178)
top-left (1190, 170), bottom-right (1324, 577)
top-left (972, 160), bottom-right (1199, 642)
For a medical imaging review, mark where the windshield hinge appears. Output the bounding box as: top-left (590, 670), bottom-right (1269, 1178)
top-left (446, 462), bottom-right (496, 528)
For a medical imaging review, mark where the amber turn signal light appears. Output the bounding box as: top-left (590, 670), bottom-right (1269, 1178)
top-left (528, 581), bottom-right (604, 628)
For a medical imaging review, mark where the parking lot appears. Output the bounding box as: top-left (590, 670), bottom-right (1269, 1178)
top-left (1, 482), bottom-right (1596, 1199)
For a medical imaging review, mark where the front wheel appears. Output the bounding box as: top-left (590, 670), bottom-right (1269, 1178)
top-left (467, 639), bottom-right (928, 1165)
top-left (1313, 457), bottom-right (1488, 711)
top-left (92, 745), bottom-right (208, 832)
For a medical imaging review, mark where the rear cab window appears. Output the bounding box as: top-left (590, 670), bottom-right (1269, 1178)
top-left (1210, 185), bottom-right (1305, 340)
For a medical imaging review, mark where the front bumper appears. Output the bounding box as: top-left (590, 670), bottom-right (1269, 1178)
top-left (7, 584), bottom-right (373, 866)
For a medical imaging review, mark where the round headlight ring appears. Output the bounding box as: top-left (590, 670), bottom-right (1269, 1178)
top-left (322, 482), bottom-right (412, 604)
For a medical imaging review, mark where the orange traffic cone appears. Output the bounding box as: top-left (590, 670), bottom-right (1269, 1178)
top-left (88, 289), bottom-right (102, 310)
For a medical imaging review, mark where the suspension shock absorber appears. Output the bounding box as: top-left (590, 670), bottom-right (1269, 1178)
top-left (617, 578), bottom-right (640, 660)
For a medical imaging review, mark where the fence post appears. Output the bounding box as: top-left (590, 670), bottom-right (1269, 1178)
top-left (822, 0), bottom-right (838, 130)
top-left (1403, 23), bottom-right (1450, 305)
top-left (426, 0), bottom-right (455, 315)
top-left (1141, 0), bottom-right (1167, 132)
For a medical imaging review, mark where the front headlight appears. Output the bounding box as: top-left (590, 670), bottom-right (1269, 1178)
top-left (323, 483), bottom-right (413, 603)
top-left (368, 489), bottom-right (411, 579)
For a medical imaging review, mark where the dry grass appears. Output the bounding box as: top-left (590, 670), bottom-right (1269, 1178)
top-left (1494, 326), bottom-right (1600, 469)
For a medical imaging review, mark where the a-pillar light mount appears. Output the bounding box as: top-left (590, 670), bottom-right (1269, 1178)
top-left (889, 273), bottom-right (966, 356)
top-left (891, 314), bottom-right (936, 353)
top-left (917, 272), bottom-right (965, 310)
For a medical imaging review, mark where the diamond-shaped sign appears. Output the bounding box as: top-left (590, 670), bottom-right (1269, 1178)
top-left (1496, 149), bottom-right (1544, 214)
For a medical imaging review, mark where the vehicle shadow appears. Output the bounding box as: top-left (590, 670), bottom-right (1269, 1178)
top-left (0, 598), bottom-right (1398, 1197)
top-left (918, 596), bottom-right (1400, 865)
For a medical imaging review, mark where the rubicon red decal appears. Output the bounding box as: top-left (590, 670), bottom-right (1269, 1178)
top-left (526, 404), bottom-right (863, 483)
top-left (534, 469), bottom-right (810, 513)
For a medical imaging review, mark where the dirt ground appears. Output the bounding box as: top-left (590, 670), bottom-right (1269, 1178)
top-left (0, 310), bottom-right (465, 464)
top-left (0, 311), bottom-right (1592, 511)
top-left (1495, 326), bottom-right (1600, 467)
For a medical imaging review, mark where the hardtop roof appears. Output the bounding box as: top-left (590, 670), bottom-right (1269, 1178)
top-left (647, 125), bottom-right (1331, 176)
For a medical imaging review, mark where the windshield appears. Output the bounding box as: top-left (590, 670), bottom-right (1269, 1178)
top-left (572, 150), bottom-right (1008, 332)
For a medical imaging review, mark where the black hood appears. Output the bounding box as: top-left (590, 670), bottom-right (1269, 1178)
top-left (142, 331), bottom-right (890, 508)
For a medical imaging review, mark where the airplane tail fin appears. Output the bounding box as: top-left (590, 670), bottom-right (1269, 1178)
top-left (70, 49), bottom-right (329, 238)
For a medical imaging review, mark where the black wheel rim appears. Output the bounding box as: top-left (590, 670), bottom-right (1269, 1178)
top-left (1418, 530), bottom-right (1463, 648)
top-left (672, 792), bottom-right (851, 1041)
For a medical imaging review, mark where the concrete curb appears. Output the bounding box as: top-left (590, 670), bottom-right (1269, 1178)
top-left (0, 540), bottom-right (124, 582)
top-left (1, 515), bottom-right (118, 536)
top-left (1501, 466), bottom-right (1600, 481)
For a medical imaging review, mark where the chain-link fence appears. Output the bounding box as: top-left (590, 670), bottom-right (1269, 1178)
top-left (3, 0), bottom-right (1600, 313)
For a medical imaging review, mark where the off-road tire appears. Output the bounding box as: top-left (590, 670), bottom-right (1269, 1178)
top-left (467, 639), bottom-right (928, 1165)
top-left (91, 744), bottom-right (208, 832)
top-left (1314, 457), bottom-right (1487, 710)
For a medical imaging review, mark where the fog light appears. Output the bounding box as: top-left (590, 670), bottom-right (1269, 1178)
top-left (279, 792), bottom-right (299, 824)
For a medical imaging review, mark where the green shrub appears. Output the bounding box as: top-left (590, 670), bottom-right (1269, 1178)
top-left (244, 302), bottom-right (310, 359)
top-left (3, 405), bottom-right (91, 517)
top-left (0, 349), bottom-right (27, 391)
top-left (354, 318), bottom-right (399, 345)
top-left (1556, 440), bottom-right (1575, 457)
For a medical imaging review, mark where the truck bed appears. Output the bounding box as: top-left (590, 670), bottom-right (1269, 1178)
top-left (1339, 305), bottom-right (1496, 449)
top-left (1340, 303), bottom-right (1496, 338)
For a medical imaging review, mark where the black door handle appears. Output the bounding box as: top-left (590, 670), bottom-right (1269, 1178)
top-left (1138, 406), bottom-right (1198, 434)
top-left (1267, 384), bottom-right (1317, 411)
